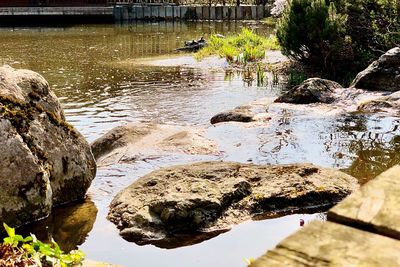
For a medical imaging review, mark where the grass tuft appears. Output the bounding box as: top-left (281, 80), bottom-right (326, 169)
top-left (195, 28), bottom-right (280, 64)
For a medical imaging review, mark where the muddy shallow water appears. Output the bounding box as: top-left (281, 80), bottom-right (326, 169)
top-left (1, 22), bottom-right (399, 266)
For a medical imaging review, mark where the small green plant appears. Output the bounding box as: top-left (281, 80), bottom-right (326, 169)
top-left (1, 223), bottom-right (85, 267)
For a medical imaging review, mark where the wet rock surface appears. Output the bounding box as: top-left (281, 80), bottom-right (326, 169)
top-left (210, 106), bottom-right (254, 124)
top-left (358, 91), bottom-right (400, 113)
top-left (351, 47), bottom-right (400, 92)
top-left (0, 65), bottom-right (96, 228)
top-left (91, 123), bottom-right (220, 166)
top-left (275, 78), bottom-right (343, 104)
top-left (108, 161), bottom-right (358, 248)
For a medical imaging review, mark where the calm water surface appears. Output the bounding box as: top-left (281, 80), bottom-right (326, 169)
top-left (0, 22), bottom-right (399, 267)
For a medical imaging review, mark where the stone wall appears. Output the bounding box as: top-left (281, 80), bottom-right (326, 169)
top-left (114, 4), bottom-right (269, 21)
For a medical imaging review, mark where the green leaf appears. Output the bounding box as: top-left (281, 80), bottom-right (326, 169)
top-left (3, 223), bottom-right (15, 238)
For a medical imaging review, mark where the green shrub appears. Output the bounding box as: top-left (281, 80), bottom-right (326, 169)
top-left (277, 0), bottom-right (399, 73)
top-left (277, 0), bottom-right (348, 69)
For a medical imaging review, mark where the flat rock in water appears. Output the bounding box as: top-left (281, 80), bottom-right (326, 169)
top-left (351, 47), bottom-right (400, 92)
top-left (108, 161), bottom-right (358, 248)
top-left (250, 221), bottom-right (400, 267)
top-left (275, 78), bottom-right (343, 104)
top-left (328, 165), bottom-right (400, 240)
top-left (91, 123), bottom-right (219, 165)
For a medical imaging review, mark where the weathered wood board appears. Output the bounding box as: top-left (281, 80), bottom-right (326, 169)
top-left (250, 221), bottom-right (400, 267)
top-left (328, 165), bottom-right (400, 240)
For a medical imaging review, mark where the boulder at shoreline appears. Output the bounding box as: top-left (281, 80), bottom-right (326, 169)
top-left (0, 65), bottom-right (96, 228)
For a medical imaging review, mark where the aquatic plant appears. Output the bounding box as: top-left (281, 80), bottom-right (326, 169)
top-left (195, 28), bottom-right (280, 64)
top-left (1, 223), bottom-right (85, 267)
top-left (256, 63), bottom-right (267, 87)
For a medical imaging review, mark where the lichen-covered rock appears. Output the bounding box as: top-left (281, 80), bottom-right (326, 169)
top-left (351, 47), bottom-right (400, 92)
top-left (108, 161), bottom-right (358, 248)
top-left (275, 78), bottom-right (343, 104)
top-left (358, 91), bottom-right (400, 113)
top-left (0, 65), bottom-right (96, 228)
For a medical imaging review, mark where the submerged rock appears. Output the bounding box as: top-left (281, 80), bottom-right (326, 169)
top-left (91, 123), bottom-right (219, 165)
top-left (351, 47), bottom-right (400, 92)
top-left (210, 106), bottom-right (254, 124)
top-left (358, 91), bottom-right (400, 113)
top-left (275, 78), bottom-right (343, 104)
top-left (108, 161), bottom-right (358, 248)
top-left (0, 65), bottom-right (96, 228)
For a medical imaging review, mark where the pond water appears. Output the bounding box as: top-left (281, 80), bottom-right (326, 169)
top-left (0, 22), bottom-right (399, 266)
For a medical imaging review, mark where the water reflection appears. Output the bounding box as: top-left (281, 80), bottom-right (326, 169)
top-left (341, 115), bottom-right (400, 183)
top-left (19, 200), bottom-right (98, 252)
top-left (0, 21), bottom-right (399, 267)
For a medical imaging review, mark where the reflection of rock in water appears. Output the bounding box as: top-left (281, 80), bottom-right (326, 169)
top-left (136, 230), bottom-right (228, 249)
top-left (19, 200), bottom-right (98, 252)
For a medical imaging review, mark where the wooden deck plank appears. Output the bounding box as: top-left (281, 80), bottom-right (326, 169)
top-left (328, 165), bottom-right (400, 240)
top-left (250, 221), bottom-right (400, 267)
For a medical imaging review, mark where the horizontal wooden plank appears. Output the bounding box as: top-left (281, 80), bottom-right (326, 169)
top-left (250, 221), bottom-right (400, 267)
top-left (328, 165), bottom-right (400, 240)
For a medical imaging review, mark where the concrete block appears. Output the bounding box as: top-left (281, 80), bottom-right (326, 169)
top-left (151, 6), bottom-right (159, 20)
top-left (129, 6), bottom-right (138, 20)
top-left (229, 6), bottom-right (236, 20)
top-left (188, 6), bottom-right (196, 20)
top-left (173, 6), bottom-right (180, 19)
top-left (251, 5), bottom-right (257, 20)
top-left (159, 6), bottom-right (165, 19)
top-left (257, 5), bottom-right (264, 19)
top-left (215, 6), bottom-right (222, 20)
top-left (243, 5), bottom-right (252, 20)
top-left (196, 6), bottom-right (202, 20)
top-left (222, 6), bottom-right (229, 20)
top-left (165, 6), bottom-right (173, 20)
top-left (236, 6), bottom-right (243, 20)
top-left (210, 6), bottom-right (216, 20)
top-left (180, 6), bottom-right (188, 19)
top-left (202, 6), bottom-right (210, 20)
top-left (143, 6), bottom-right (151, 20)
top-left (136, 6), bottom-right (144, 20)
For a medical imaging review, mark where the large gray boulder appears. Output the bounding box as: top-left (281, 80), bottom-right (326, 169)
top-left (0, 65), bottom-right (96, 228)
top-left (108, 161), bottom-right (358, 248)
top-left (275, 78), bottom-right (343, 104)
top-left (351, 47), bottom-right (400, 92)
